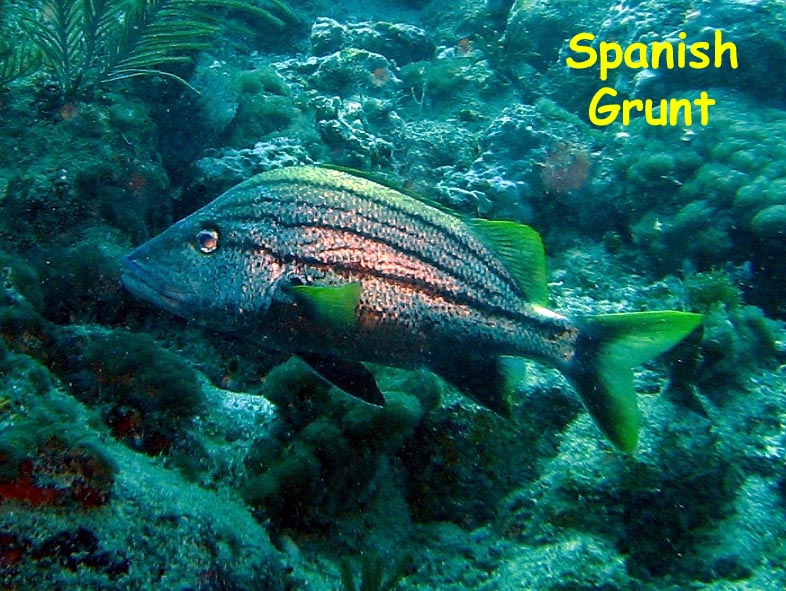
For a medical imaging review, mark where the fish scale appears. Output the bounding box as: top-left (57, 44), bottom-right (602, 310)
top-left (216, 174), bottom-right (527, 314)
top-left (122, 165), bottom-right (701, 451)
top-left (233, 171), bottom-right (515, 282)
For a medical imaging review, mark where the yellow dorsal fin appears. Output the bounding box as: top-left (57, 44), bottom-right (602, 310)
top-left (467, 218), bottom-right (548, 306)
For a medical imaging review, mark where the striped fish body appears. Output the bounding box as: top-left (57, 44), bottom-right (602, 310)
top-left (123, 166), bottom-right (701, 451)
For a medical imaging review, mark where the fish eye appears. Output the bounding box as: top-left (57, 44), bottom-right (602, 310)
top-left (196, 227), bottom-right (219, 254)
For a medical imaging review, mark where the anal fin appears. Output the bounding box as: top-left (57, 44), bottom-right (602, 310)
top-left (433, 355), bottom-right (524, 417)
top-left (298, 352), bottom-right (385, 406)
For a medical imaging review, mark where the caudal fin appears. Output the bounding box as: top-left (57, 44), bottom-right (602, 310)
top-left (566, 311), bottom-right (702, 452)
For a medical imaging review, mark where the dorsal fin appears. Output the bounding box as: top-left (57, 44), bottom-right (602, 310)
top-left (467, 218), bottom-right (548, 306)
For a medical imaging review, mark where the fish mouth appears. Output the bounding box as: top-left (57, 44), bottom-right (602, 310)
top-left (121, 256), bottom-right (188, 314)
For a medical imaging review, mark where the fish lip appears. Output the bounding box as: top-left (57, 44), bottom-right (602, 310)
top-left (121, 256), bottom-right (187, 311)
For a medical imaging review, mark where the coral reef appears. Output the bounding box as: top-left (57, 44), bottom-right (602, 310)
top-left (606, 93), bottom-right (786, 317)
top-left (310, 17), bottom-right (435, 66)
top-left (241, 359), bottom-right (436, 534)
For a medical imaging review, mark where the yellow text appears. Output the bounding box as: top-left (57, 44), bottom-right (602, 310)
top-left (566, 30), bottom-right (738, 81)
top-left (588, 87), bottom-right (716, 126)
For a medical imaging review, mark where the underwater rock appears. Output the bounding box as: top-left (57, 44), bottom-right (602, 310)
top-left (33, 227), bottom-right (130, 326)
top-left (503, 0), bottom-right (608, 105)
top-left (688, 475), bottom-right (786, 583)
top-left (312, 48), bottom-right (403, 96)
top-left (242, 358), bottom-right (432, 533)
top-left (399, 378), bottom-right (566, 529)
top-left (0, 328), bottom-right (289, 589)
top-left (494, 389), bottom-right (741, 583)
top-left (399, 50), bottom-right (510, 119)
top-left (310, 17), bottom-right (435, 65)
top-left (191, 57), bottom-right (301, 148)
top-left (504, 0), bottom-right (604, 71)
top-left (445, 99), bottom-right (596, 221)
top-left (392, 119), bottom-right (479, 186)
top-left (693, 305), bottom-right (779, 396)
top-left (495, 534), bottom-right (630, 590)
top-left (0, 95), bottom-right (169, 251)
top-left (313, 96), bottom-right (395, 168)
top-left (421, 0), bottom-right (507, 43)
top-left (567, 0), bottom-right (786, 102)
top-left (193, 137), bottom-right (314, 191)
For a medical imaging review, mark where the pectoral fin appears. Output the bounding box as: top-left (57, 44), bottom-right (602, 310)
top-left (299, 352), bottom-right (385, 406)
top-left (290, 282), bottom-right (361, 328)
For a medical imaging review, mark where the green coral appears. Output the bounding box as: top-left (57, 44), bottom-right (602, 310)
top-left (696, 305), bottom-right (779, 394)
top-left (601, 92), bottom-right (786, 317)
top-left (684, 270), bottom-right (742, 314)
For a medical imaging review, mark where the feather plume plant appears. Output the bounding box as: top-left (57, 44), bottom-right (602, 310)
top-left (0, 0), bottom-right (42, 87)
top-left (12, 0), bottom-right (295, 98)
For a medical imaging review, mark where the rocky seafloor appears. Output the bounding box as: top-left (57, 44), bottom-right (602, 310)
top-left (1, 0), bottom-right (786, 589)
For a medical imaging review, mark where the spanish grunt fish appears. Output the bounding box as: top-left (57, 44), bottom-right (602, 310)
top-left (121, 166), bottom-right (701, 451)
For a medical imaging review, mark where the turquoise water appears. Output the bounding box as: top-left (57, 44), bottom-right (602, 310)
top-left (1, 1), bottom-right (785, 589)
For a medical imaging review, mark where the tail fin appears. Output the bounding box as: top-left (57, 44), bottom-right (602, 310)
top-left (566, 311), bottom-right (702, 452)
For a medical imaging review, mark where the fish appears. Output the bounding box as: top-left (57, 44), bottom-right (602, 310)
top-left (121, 165), bottom-right (701, 451)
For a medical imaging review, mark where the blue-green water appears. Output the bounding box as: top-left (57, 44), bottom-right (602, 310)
top-left (1, 1), bottom-right (785, 589)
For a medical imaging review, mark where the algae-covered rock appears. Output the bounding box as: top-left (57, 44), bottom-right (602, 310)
top-left (0, 345), bottom-right (117, 507)
top-left (0, 89), bottom-right (170, 259)
top-left (694, 305), bottom-right (779, 395)
top-left (310, 17), bottom-right (435, 65)
top-left (34, 228), bottom-right (130, 326)
top-left (441, 98), bottom-right (598, 221)
top-left (241, 358), bottom-right (435, 533)
top-left (50, 328), bottom-right (204, 455)
top-left (684, 269), bottom-right (743, 314)
top-left (495, 534), bottom-right (630, 591)
top-left (400, 392), bottom-right (551, 528)
top-left (313, 95), bottom-right (395, 169)
top-left (312, 48), bottom-right (401, 95)
top-left (191, 58), bottom-right (303, 148)
top-left (192, 137), bottom-right (315, 194)
top-left (504, 0), bottom-right (605, 72)
top-left (751, 204), bottom-right (786, 237)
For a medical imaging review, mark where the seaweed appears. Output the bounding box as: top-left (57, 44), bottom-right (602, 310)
top-left (14, 0), bottom-right (295, 98)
